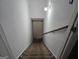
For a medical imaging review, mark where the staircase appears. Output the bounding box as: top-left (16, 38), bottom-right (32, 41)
top-left (19, 39), bottom-right (55, 59)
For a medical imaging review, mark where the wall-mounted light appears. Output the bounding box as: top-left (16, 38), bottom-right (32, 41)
top-left (44, 7), bottom-right (48, 11)
top-left (44, 0), bottom-right (52, 12)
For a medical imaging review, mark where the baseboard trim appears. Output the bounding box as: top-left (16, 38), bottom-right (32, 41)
top-left (17, 42), bottom-right (33, 59)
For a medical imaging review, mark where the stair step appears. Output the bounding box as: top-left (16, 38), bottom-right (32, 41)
top-left (21, 56), bottom-right (53, 59)
top-left (19, 42), bottom-right (56, 59)
top-left (23, 53), bottom-right (50, 55)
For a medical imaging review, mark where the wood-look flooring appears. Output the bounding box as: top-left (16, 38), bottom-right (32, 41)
top-left (19, 40), bottom-right (55, 59)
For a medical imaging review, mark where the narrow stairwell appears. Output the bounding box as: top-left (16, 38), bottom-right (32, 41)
top-left (19, 39), bottom-right (55, 59)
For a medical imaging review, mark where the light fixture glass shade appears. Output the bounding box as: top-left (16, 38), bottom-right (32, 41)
top-left (44, 7), bottom-right (48, 11)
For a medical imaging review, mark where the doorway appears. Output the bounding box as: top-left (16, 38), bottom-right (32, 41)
top-left (32, 18), bottom-right (44, 42)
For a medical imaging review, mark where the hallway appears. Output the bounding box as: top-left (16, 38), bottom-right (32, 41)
top-left (19, 40), bottom-right (54, 59)
top-left (0, 0), bottom-right (78, 59)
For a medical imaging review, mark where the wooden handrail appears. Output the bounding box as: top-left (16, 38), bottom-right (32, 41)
top-left (42, 25), bottom-right (68, 35)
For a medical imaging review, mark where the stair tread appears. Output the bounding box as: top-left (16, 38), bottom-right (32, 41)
top-left (19, 41), bottom-right (55, 59)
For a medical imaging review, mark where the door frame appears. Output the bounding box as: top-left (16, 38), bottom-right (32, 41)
top-left (31, 18), bottom-right (44, 41)
top-left (60, 11), bottom-right (78, 59)
top-left (0, 24), bottom-right (14, 59)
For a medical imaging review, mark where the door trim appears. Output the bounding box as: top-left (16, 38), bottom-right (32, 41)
top-left (60, 12), bottom-right (78, 59)
top-left (31, 18), bottom-right (44, 41)
top-left (0, 24), bottom-right (14, 59)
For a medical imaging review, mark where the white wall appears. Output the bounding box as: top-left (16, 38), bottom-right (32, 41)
top-left (44, 0), bottom-right (77, 59)
top-left (29, 0), bottom-right (47, 18)
top-left (0, 35), bottom-right (8, 57)
top-left (0, 0), bottom-right (32, 59)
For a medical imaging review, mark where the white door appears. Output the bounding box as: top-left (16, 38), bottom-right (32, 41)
top-left (32, 20), bottom-right (43, 40)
